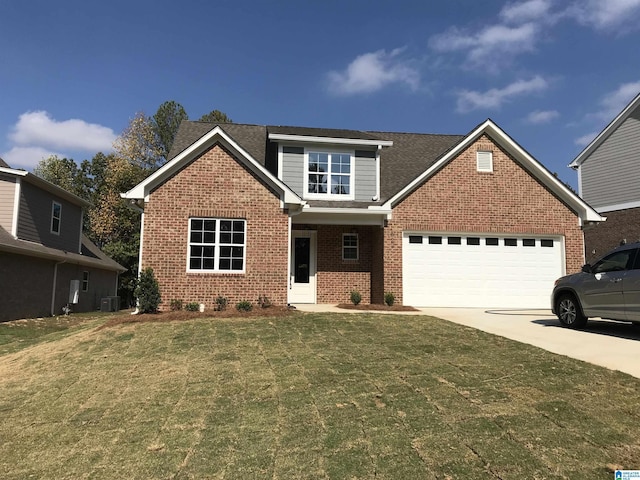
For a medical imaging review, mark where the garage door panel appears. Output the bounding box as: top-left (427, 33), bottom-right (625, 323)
top-left (402, 233), bottom-right (563, 308)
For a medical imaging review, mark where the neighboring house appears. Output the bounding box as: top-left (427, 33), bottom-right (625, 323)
top-left (0, 163), bottom-right (126, 322)
top-left (569, 91), bottom-right (640, 262)
top-left (122, 119), bottom-right (602, 309)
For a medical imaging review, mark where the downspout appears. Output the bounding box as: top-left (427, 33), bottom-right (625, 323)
top-left (51, 260), bottom-right (66, 316)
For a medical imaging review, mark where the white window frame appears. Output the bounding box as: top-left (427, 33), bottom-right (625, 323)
top-left (303, 148), bottom-right (355, 200)
top-left (82, 271), bottom-right (90, 292)
top-left (51, 201), bottom-right (62, 235)
top-left (187, 218), bottom-right (247, 273)
top-left (476, 151), bottom-right (493, 172)
top-left (342, 233), bottom-right (359, 261)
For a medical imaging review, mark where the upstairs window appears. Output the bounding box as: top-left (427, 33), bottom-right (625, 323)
top-left (306, 151), bottom-right (353, 199)
top-left (188, 218), bottom-right (246, 272)
top-left (51, 201), bottom-right (62, 234)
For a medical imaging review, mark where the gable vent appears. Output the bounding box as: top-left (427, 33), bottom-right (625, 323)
top-left (476, 151), bottom-right (493, 172)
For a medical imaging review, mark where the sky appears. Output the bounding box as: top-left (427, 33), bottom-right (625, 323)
top-left (1, 0), bottom-right (640, 189)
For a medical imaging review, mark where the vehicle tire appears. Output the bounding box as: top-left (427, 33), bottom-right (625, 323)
top-left (555, 293), bottom-right (587, 329)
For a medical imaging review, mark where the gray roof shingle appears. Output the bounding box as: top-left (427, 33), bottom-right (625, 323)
top-left (168, 121), bottom-right (464, 203)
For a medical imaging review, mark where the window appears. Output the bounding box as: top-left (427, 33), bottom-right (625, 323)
top-left (504, 238), bottom-right (517, 246)
top-left (476, 151), bottom-right (493, 172)
top-left (593, 250), bottom-right (633, 274)
top-left (523, 239), bottom-right (536, 247)
top-left (428, 236), bottom-right (442, 244)
top-left (448, 236), bottom-right (462, 245)
top-left (409, 235), bottom-right (423, 244)
top-left (51, 201), bottom-right (61, 234)
top-left (541, 239), bottom-right (554, 247)
top-left (467, 237), bottom-right (480, 246)
top-left (82, 271), bottom-right (89, 292)
top-left (342, 233), bottom-right (358, 260)
top-left (306, 151), bottom-right (352, 198)
top-left (188, 218), bottom-right (246, 272)
top-left (486, 238), bottom-right (499, 246)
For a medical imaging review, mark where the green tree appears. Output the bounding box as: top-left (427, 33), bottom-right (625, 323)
top-left (33, 156), bottom-right (82, 196)
top-left (153, 100), bottom-right (188, 161)
top-left (198, 109), bottom-right (233, 123)
top-left (113, 112), bottom-right (164, 170)
top-left (135, 267), bottom-right (161, 313)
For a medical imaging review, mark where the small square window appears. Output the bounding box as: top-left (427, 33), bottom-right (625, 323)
top-left (504, 238), bottom-right (517, 246)
top-left (428, 236), bottom-right (442, 245)
top-left (467, 237), bottom-right (480, 246)
top-left (476, 151), bottom-right (493, 172)
top-left (343, 233), bottom-right (358, 260)
top-left (409, 235), bottom-right (423, 244)
top-left (448, 236), bottom-right (462, 245)
top-left (486, 238), bottom-right (499, 246)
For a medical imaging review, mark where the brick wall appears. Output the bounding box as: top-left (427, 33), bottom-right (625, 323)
top-left (384, 134), bottom-right (585, 305)
top-left (142, 143), bottom-right (289, 310)
top-left (584, 207), bottom-right (640, 263)
top-left (313, 224), bottom-right (381, 304)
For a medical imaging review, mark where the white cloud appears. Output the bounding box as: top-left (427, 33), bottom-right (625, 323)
top-left (456, 76), bottom-right (549, 112)
top-left (526, 109), bottom-right (560, 124)
top-left (574, 131), bottom-right (599, 147)
top-left (500, 0), bottom-right (552, 24)
top-left (595, 81), bottom-right (640, 120)
top-left (9, 111), bottom-right (116, 152)
top-left (327, 49), bottom-right (419, 95)
top-left (1, 146), bottom-right (62, 170)
top-left (566, 0), bottom-right (640, 31)
top-left (429, 23), bottom-right (539, 66)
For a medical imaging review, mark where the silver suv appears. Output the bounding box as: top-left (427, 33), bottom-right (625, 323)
top-left (552, 242), bottom-right (640, 328)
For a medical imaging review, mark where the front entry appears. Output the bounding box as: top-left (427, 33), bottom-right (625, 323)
top-left (289, 230), bottom-right (317, 303)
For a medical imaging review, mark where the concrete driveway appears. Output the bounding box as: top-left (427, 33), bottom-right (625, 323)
top-left (294, 304), bottom-right (640, 378)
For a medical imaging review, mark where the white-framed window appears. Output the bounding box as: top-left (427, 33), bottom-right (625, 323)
top-left (82, 271), bottom-right (90, 292)
top-left (187, 218), bottom-right (246, 272)
top-left (342, 233), bottom-right (359, 260)
top-left (476, 151), bottom-right (493, 172)
top-left (51, 201), bottom-right (62, 234)
top-left (305, 150), bottom-right (354, 199)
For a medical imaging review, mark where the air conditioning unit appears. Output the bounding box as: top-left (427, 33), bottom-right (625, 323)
top-left (100, 297), bottom-right (121, 312)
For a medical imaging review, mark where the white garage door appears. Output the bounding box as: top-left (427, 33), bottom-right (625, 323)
top-left (402, 233), bottom-right (564, 308)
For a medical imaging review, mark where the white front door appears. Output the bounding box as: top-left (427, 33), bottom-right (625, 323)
top-left (289, 230), bottom-right (317, 304)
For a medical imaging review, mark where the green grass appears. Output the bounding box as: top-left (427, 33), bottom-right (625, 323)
top-left (0, 312), bottom-right (638, 479)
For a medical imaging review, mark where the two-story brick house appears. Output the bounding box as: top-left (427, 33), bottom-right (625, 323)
top-left (569, 91), bottom-right (640, 262)
top-left (0, 162), bottom-right (125, 321)
top-left (123, 119), bottom-right (602, 310)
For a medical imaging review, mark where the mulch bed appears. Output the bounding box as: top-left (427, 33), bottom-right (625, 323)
top-left (336, 303), bottom-right (419, 312)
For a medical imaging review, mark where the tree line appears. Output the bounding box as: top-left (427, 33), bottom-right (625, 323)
top-left (33, 101), bottom-right (232, 306)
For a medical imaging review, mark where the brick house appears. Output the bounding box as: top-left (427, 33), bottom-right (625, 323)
top-left (123, 119), bottom-right (602, 309)
top-left (0, 161), bottom-right (125, 321)
top-left (569, 91), bottom-right (640, 262)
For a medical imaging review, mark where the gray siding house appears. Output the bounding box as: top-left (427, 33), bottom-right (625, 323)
top-left (0, 162), bottom-right (125, 322)
top-left (570, 91), bottom-right (640, 261)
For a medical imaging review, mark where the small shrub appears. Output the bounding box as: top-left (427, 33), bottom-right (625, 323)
top-left (350, 290), bottom-right (362, 305)
top-left (236, 300), bottom-right (253, 312)
top-left (170, 299), bottom-right (183, 311)
top-left (185, 302), bottom-right (200, 312)
top-left (257, 295), bottom-right (272, 308)
top-left (384, 292), bottom-right (395, 307)
top-left (215, 296), bottom-right (229, 311)
top-left (135, 267), bottom-right (161, 313)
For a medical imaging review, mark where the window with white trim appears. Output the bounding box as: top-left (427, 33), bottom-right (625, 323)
top-left (306, 151), bottom-right (353, 198)
top-left (82, 271), bottom-right (90, 292)
top-left (51, 201), bottom-right (62, 234)
top-left (476, 151), bottom-right (493, 172)
top-left (188, 218), bottom-right (246, 272)
top-left (342, 233), bottom-right (358, 260)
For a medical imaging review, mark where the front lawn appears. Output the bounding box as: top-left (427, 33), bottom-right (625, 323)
top-left (0, 312), bottom-right (638, 479)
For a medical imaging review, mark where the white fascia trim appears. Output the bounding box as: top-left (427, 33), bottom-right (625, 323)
top-left (0, 167), bottom-right (27, 177)
top-left (11, 178), bottom-right (20, 237)
top-left (124, 126), bottom-right (302, 206)
top-left (302, 206), bottom-right (392, 215)
top-left (595, 200), bottom-right (640, 213)
top-left (569, 92), bottom-right (640, 169)
top-left (383, 119), bottom-right (604, 224)
top-left (269, 133), bottom-right (393, 148)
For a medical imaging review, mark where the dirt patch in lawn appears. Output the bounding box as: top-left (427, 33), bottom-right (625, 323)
top-left (98, 305), bottom-right (296, 329)
top-left (336, 303), bottom-right (419, 312)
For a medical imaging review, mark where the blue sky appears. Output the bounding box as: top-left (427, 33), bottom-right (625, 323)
top-left (1, 0), bottom-right (640, 188)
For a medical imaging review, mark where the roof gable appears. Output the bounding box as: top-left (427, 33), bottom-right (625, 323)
top-left (124, 125), bottom-right (301, 205)
top-left (383, 119), bottom-right (603, 224)
top-left (570, 91), bottom-right (640, 168)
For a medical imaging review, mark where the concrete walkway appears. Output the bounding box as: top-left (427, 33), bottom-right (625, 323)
top-left (293, 304), bottom-right (640, 379)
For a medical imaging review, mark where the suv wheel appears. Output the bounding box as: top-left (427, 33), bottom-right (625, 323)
top-left (556, 293), bottom-right (587, 329)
